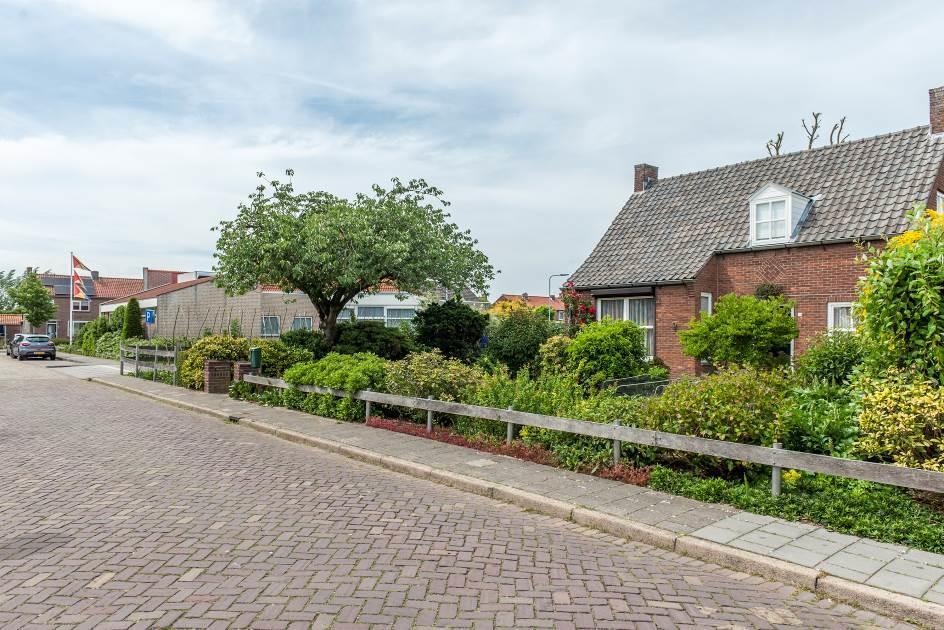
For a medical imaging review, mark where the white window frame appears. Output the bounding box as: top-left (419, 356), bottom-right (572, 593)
top-left (938, 190), bottom-right (944, 210)
top-left (338, 308), bottom-right (354, 322)
top-left (385, 308), bottom-right (416, 328)
top-left (71, 321), bottom-right (87, 336)
top-left (751, 197), bottom-right (789, 245)
top-left (595, 296), bottom-right (655, 359)
top-left (291, 316), bottom-right (313, 331)
top-left (260, 315), bottom-right (281, 337)
top-left (827, 302), bottom-right (856, 333)
top-left (699, 292), bottom-right (713, 315)
top-left (72, 300), bottom-right (90, 312)
top-left (46, 321), bottom-right (58, 338)
top-left (356, 306), bottom-right (385, 321)
top-left (596, 298), bottom-right (625, 321)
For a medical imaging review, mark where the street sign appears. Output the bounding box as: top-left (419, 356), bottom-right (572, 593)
top-left (145, 310), bottom-right (155, 325)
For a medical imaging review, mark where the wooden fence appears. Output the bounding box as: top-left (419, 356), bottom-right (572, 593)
top-left (242, 374), bottom-right (944, 496)
top-left (119, 344), bottom-right (181, 386)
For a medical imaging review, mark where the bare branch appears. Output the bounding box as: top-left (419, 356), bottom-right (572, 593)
top-left (829, 116), bottom-right (849, 145)
top-left (766, 131), bottom-right (784, 157)
top-left (802, 112), bottom-right (822, 149)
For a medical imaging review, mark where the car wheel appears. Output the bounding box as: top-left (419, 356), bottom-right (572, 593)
top-left (17, 353), bottom-right (24, 361)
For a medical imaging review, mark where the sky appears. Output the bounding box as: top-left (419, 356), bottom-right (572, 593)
top-left (0, 0), bottom-right (942, 299)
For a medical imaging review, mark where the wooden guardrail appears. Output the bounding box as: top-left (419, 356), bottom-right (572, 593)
top-left (242, 374), bottom-right (944, 495)
top-left (119, 344), bottom-right (181, 385)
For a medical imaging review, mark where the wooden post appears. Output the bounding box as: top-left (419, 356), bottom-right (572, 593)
top-left (119, 345), bottom-right (124, 375)
top-left (505, 405), bottom-right (514, 445)
top-left (134, 345), bottom-right (139, 376)
top-left (613, 418), bottom-right (621, 467)
top-left (152, 347), bottom-right (157, 381)
top-left (771, 442), bottom-right (783, 497)
top-left (172, 344), bottom-right (178, 387)
top-left (365, 400), bottom-right (371, 422)
top-left (426, 408), bottom-right (433, 433)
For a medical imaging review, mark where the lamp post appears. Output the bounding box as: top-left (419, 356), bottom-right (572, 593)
top-left (547, 273), bottom-right (570, 322)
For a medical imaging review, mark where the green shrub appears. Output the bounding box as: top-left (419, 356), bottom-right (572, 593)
top-left (249, 338), bottom-right (311, 377)
top-left (855, 370), bottom-right (944, 471)
top-left (283, 352), bottom-right (388, 421)
top-left (334, 320), bottom-right (415, 360)
top-left (537, 335), bottom-right (572, 376)
top-left (179, 336), bottom-right (250, 389)
top-left (385, 350), bottom-right (483, 422)
top-left (858, 206), bottom-right (944, 383)
top-left (640, 366), bottom-right (790, 450)
top-left (280, 328), bottom-right (328, 359)
top-left (796, 332), bottom-right (865, 385)
top-left (648, 467), bottom-right (944, 553)
top-left (122, 298), bottom-right (145, 339)
top-left (486, 308), bottom-right (555, 374)
top-left (566, 319), bottom-right (648, 386)
top-left (413, 299), bottom-right (488, 362)
top-left (93, 331), bottom-right (121, 360)
top-left (782, 383), bottom-right (858, 456)
top-left (679, 294), bottom-right (798, 368)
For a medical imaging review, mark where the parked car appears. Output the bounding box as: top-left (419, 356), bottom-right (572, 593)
top-left (6, 333), bottom-right (24, 357)
top-left (13, 335), bottom-right (56, 360)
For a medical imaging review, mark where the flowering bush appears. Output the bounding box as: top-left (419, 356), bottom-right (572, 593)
top-left (560, 281), bottom-right (595, 328)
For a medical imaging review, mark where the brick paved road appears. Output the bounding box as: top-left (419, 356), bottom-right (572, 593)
top-left (0, 358), bottom-right (911, 628)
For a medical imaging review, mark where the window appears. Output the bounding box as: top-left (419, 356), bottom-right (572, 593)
top-left (938, 190), bottom-right (944, 210)
top-left (598, 298), bottom-right (624, 320)
top-left (386, 308), bottom-right (416, 328)
top-left (699, 292), bottom-right (713, 314)
top-left (338, 308), bottom-right (354, 322)
top-left (71, 321), bottom-right (87, 336)
top-left (291, 316), bottom-right (313, 331)
top-left (753, 199), bottom-right (788, 242)
top-left (556, 309), bottom-right (565, 321)
top-left (827, 302), bottom-right (855, 333)
top-left (356, 306), bottom-right (385, 321)
top-left (46, 321), bottom-right (57, 338)
top-left (260, 315), bottom-right (281, 337)
top-left (72, 300), bottom-right (90, 312)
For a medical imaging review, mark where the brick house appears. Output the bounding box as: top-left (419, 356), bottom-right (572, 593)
top-left (0, 313), bottom-right (24, 341)
top-left (569, 86), bottom-right (944, 376)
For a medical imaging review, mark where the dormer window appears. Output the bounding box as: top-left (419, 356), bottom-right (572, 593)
top-left (749, 183), bottom-right (810, 246)
top-left (754, 199), bottom-right (787, 241)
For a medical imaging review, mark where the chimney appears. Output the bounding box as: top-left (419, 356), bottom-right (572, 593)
top-left (634, 163), bottom-right (658, 192)
top-left (26, 266), bottom-right (33, 275)
top-left (91, 270), bottom-right (100, 281)
top-left (143, 267), bottom-right (149, 290)
top-left (931, 86), bottom-right (944, 135)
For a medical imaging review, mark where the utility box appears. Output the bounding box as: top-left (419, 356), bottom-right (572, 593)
top-left (248, 346), bottom-right (262, 369)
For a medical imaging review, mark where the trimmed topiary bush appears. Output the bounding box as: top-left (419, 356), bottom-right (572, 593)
top-left (413, 299), bottom-right (487, 362)
top-left (122, 298), bottom-right (145, 339)
top-left (565, 319), bottom-right (648, 386)
top-left (179, 335), bottom-right (250, 388)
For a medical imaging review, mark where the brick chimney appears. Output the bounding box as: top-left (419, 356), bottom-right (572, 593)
top-left (143, 266), bottom-right (149, 290)
top-left (91, 270), bottom-right (100, 281)
top-left (931, 86), bottom-right (944, 135)
top-left (634, 163), bottom-right (658, 192)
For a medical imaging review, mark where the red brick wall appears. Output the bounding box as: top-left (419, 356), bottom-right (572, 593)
top-left (932, 86), bottom-right (944, 135)
top-left (654, 283), bottom-right (700, 375)
top-left (930, 160), bottom-right (944, 210)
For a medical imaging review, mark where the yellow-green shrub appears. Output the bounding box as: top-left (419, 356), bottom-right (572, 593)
top-left (179, 336), bottom-right (250, 388)
top-left (855, 371), bottom-right (944, 471)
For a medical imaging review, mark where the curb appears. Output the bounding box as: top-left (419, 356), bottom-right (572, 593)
top-left (87, 377), bottom-right (944, 627)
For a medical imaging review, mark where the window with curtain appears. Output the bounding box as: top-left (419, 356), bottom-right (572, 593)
top-left (626, 297), bottom-right (655, 357)
top-left (291, 316), bottom-right (313, 331)
top-left (260, 315), bottom-right (281, 337)
top-left (386, 308), bottom-right (416, 328)
top-left (828, 303), bottom-right (855, 333)
top-left (598, 298), bottom-right (624, 320)
top-left (357, 306), bottom-right (385, 321)
top-left (338, 308), bottom-right (354, 321)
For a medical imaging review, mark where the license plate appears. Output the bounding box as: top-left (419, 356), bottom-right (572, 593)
top-left (34, 352), bottom-right (45, 356)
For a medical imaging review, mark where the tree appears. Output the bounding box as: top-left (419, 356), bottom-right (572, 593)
top-left (122, 298), bottom-right (145, 339)
top-left (766, 131), bottom-right (784, 157)
top-left (413, 299), bottom-right (487, 361)
top-left (802, 112), bottom-right (822, 149)
top-left (8, 272), bottom-right (54, 329)
top-left (0, 269), bottom-right (20, 311)
top-left (679, 294), bottom-right (798, 368)
top-left (213, 172), bottom-right (493, 345)
top-left (486, 308), bottom-right (554, 374)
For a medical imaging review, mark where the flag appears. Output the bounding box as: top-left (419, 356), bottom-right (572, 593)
top-left (73, 272), bottom-right (88, 300)
top-left (72, 255), bottom-right (91, 273)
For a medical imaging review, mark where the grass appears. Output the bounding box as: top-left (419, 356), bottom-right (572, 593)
top-left (649, 466), bottom-right (944, 553)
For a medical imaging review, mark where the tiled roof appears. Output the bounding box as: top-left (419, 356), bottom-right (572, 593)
top-left (570, 126), bottom-right (944, 288)
top-left (38, 273), bottom-right (145, 300)
top-left (102, 275), bottom-right (214, 304)
top-left (0, 313), bottom-right (23, 326)
top-left (494, 294), bottom-right (565, 310)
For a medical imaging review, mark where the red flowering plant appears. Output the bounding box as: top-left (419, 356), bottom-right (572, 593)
top-left (560, 281), bottom-right (595, 331)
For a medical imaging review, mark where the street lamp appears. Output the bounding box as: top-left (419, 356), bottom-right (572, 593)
top-left (547, 273), bottom-right (570, 322)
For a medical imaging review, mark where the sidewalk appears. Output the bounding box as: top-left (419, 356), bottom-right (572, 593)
top-left (88, 370), bottom-right (944, 626)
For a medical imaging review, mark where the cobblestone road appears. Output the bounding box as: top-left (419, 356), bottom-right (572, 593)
top-left (0, 358), bottom-right (911, 628)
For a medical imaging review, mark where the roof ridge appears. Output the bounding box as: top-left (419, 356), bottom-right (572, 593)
top-left (651, 125), bottom-right (931, 186)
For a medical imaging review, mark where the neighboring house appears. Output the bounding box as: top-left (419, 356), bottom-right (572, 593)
top-left (29, 269), bottom-right (146, 339)
top-left (0, 313), bottom-right (24, 341)
top-left (570, 85), bottom-right (944, 376)
top-left (492, 293), bottom-right (566, 321)
top-left (101, 276), bottom-right (319, 339)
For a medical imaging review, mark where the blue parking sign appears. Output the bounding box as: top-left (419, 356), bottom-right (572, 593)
top-left (145, 310), bottom-right (155, 324)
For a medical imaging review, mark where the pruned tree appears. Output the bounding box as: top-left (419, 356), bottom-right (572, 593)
top-left (830, 116), bottom-right (849, 145)
top-left (802, 112), bottom-right (822, 149)
top-left (766, 131), bottom-right (784, 157)
top-left (213, 171), bottom-right (494, 346)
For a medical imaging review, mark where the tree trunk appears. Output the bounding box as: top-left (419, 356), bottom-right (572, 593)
top-left (320, 304), bottom-right (343, 346)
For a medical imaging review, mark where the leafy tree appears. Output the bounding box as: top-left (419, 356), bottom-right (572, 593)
top-left (0, 269), bottom-right (20, 311)
top-left (858, 206), bottom-right (944, 383)
top-left (122, 298), bottom-right (145, 339)
top-left (679, 293), bottom-right (798, 368)
top-left (413, 299), bottom-right (487, 361)
top-left (213, 172), bottom-right (493, 345)
top-left (8, 272), bottom-right (54, 329)
top-left (486, 308), bottom-right (554, 374)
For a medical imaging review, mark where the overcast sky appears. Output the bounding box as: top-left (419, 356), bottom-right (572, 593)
top-left (1, 1), bottom-right (942, 298)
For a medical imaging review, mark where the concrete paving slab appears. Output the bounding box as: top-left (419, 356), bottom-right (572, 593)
top-left (867, 569), bottom-right (936, 598)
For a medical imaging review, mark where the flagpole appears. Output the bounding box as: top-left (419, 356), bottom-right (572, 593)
top-left (69, 251), bottom-right (74, 344)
